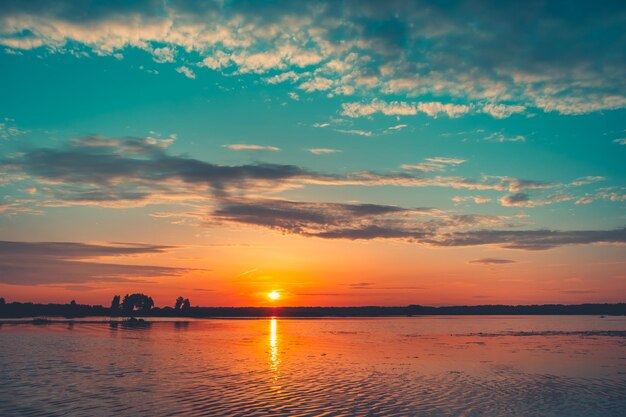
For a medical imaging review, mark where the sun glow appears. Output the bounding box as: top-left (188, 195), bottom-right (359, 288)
top-left (267, 290), bottom-right (280, 301)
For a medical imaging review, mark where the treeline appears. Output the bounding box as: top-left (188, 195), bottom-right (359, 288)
top-left (0, 295), bottom-right (625, 318)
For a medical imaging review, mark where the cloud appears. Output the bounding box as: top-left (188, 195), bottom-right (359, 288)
top-left (265, 71), bottom-right (302, 84)
top-left (613, 138), bottom-right (626, 145)
top-left (485, 132), bottom-right (526, 143)
top-left (2, 135), bottom-right (623, 252)
top-left (0, 1), bottom-right (624, 115)
top-left (428, 228), bottom-right (626, 251)
top-left (500, 192), bottom-right (531, 207)
top-left (223, 144), bottom-right (280, 151)
top-left (499, 192), bottom-right (574, 208)
top-left (212, 197), bottom-right (626, 250)
top-left (0, 240), bottom-right (187, 285)
top-left (176, 65), bottom-right (195, 79)
top-left (469, 258), bottom-right (516, 265)
top-left (299, 77), bottom-right (333, 92)
top-left (452, 196), bottom-right (491, 205)
top-left (1, 135), bottom-right (310, 204)
top-left (1, 135), bottom-right (566, 210)
top-left (212, 198), bottom-right (431, 238)
top-left (576, 188), bottom-right (626, 205)
top-left (481, 104), bottom-right (526, 119)
top-left (334, 129), bottom-right (373, 137)
top-left (0, 118), bottom-right (28, 139)
top-left (417, 102), bottom-right (471, 118)
top-left (341, 100), bottom-right (470, 118)
top-left (307, 148), bottom-right (341, 155)
top-left (401, 157), bottom-right (465, 172)
top-left (152, 46), bottom-right (175, 63)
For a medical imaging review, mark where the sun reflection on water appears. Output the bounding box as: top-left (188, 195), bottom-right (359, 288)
top-left (269, 317), bottom-right (280, 374)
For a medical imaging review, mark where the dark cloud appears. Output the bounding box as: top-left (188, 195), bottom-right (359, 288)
top-left (500, 192), bottom-right (531, 207)
top-left (0, 240), bottom-right (188, 285)
top-left (430, 228), bottom-right (626, 250)
top-left (213, 198), bottom-right (428, 236)
top-left (1, 136), bottom-right (558, 206)
top-left (469, 258), bottom-right (517, 265)
top-left (211, 197), bottom-right (626, 250)
top-left (3, 135), bottom-right (314, 201)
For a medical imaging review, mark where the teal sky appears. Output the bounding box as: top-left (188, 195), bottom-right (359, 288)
top-left (0, 1), bottom-right (624, 306)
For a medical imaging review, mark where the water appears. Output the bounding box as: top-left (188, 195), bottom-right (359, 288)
top-left (1, 316), bottom-right (625, 416)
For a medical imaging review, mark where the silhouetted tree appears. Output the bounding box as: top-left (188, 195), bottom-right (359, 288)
top-left (122, 293), bottom-right (154, 314)
top-left (0, 297), bottom-right (5, 306)
top-left (175, 296), bottom-right (184, 310)
top-left (70, 300), bottom-right (76, 307)
top-left (182, 298), bottom-right (190, 311)
top-left (110, 295), bottom-right (121, 311)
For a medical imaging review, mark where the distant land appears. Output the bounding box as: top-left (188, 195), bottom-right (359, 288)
top-left (0, 298), bottom-right (625, 319)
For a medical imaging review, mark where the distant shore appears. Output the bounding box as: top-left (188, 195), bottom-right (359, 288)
top-left (0, 302), bottom-right (624, 318)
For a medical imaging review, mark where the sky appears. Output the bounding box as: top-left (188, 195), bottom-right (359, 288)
top-left (0, 0), bottom-right (625, 307)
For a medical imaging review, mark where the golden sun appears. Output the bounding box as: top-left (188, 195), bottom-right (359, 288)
top-left (267, 290), bottom-right (280, 301)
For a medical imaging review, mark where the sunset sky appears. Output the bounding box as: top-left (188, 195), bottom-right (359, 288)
top-left (0, 0), bottom-right (625, 307)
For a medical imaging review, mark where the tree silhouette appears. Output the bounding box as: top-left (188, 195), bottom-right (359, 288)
top-left (182, 298), bottom-right (190, 311)
top-left (0, 297), bottom-right (5, 306)
top-left (121, 293), bottom-right (154, 314)
top-left (175, 296), bottom-right (184, 310)
top-left (110, 295), bottom-right (121, 312)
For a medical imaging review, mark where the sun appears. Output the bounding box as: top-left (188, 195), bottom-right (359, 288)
top-left (267, 290), bottom-right (280, 301)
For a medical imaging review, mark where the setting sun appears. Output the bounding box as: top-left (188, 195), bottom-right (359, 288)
top-left (267, 291), bottom-right (280, 301)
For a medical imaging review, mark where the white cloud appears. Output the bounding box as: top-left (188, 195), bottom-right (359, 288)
top-left (299, 77), bottom-right (333, 92)
top-left (482, 103), bottom-right (526, 118)
top-left (417, 102), bottom-right (471, 118)
top-left (334, 129), bottom-right (373, 137)
top-left (342, 100), bottom-right (470, 118)
top-left (401, 157), bottom-right (466, 172)
top-left (613, 138), bottom-right (626, 145)
top-left (223, 144), bottom-right (280, 151)
top-left (452, 196), bottom-right (491, 204)
top-left (176, 66), bottom-right (195, 79)
top-left (484, 132), bottom-right (526, 143)
top-left (152, 46), bottom-right (175, 63)
top-left (265, 71), bottom-right (302, 84)
top-left (307, 148), bottom-right (341, 155)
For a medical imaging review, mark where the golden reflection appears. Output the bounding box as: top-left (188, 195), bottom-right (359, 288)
top-left (269, 317), bottom-right (280, 373)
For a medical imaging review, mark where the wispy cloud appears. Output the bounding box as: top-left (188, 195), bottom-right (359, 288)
top-left (307, 148), bottom-right (341, 155)
top-left (223, 144), bottom-right (280, 151)
top-left (401, 157), bottom-right (466, 172)
top-left (484, 132), bottom-right (526, 143)
top-left (481, 104), bottom-right (526, 119)
top-left (469, 258), bottom-right (517, 265)
top-left (452, 196), bottom-right (491, 205)
top-left (334, 129), bottom-right (373, 137)
top-left (0, 241), bottom-right (187, 285)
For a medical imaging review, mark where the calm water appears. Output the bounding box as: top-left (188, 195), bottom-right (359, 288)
top-left (1, 316), bottom-right (625, 416)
